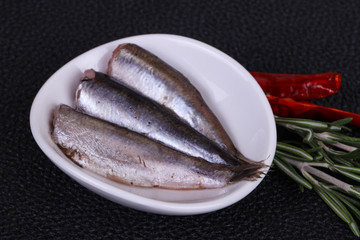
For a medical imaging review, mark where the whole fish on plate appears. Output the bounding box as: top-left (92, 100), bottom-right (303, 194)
top-left (74, 69), bottom-right (263, 171)
top-left (107, 43), bottom-right (247, 160)
top-left (52, 104), bottom-right (262, 189)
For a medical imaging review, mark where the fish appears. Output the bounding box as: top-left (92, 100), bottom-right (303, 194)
top-left (74, 69), bottom-right (264, 170)
top-left (52, 104), bottom-right (263, 189)
top-left (107, 43), bottom-right (247, 161)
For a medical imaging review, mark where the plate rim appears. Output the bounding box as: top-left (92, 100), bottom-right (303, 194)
top-left (30, 33), bottom-right (277, 215)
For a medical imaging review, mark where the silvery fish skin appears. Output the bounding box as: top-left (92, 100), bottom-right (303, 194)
top-left (52, 105), bottom-right (261, 189)
top-left (74, 69), bottom-right (261, 168)
top-left (107, 43), bottom-right (244, 160)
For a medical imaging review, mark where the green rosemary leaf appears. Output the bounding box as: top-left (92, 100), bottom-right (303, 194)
top-left (349, 187), bottom-right (360, 200)
top-left (314, 186), bottom-right (351, 224)
top-left (324, 187), bottom-right (359, 237)
top-left (275, 117), bottom-right (328, 130)
top-left (273, 157), bottom-right (312, 190)
top-left (314, 153), bottom-right (324, 161)
top-left (328, 125), bottom-right (343, 132)
top-left (327, 187), bottom-right (360, 208)
top-left (276, 150), bottom-right (313, 162)
top-left (277, 142), bottom-right (313, 161)
top-left (323, 145), bottom-right (360, 160)
top-left (320, 149), bottom-right (335, 165)
top-left (341, 125), bottom-right (353, 132)
top-left (315, 134), bottom-right (338, 144)
top-left (336, 170), bottom-right (360, 183)
top-left (325, 132), bottom-right (360, 147)
top-left (339, 197), bottom-right (360, 222)
top-left (331, 118), bottom-right (354, 126)
top-left (306, 146), bottom-right (323, 153)
top-left (325, 186), bottom-right (360, 222)
top-left (334, 165), bottom-right (360, 174)
top-left (349, 221), bottom-right (360, 237)
top-left (331, 157), bottom-right (354, 167)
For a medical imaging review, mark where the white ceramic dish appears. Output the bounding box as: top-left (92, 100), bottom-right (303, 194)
top-left (30, 34), bottom-right (276, 215)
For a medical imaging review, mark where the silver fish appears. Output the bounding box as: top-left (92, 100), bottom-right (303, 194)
top-left (107, 43), bottom-right (246, 160)
top-left (52, 104), bottom-right (262, 189)
top-left (74, 69), bottom-right (263, 170)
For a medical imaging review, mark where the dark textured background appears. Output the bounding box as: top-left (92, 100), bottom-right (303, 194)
top-left (1, 0), bottom-right (360, 239)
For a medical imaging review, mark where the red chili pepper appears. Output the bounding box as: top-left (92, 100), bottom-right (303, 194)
top-left (251, 72), bottom-right (342, 100)
top-left (266, 94), bottom-right (360, 128)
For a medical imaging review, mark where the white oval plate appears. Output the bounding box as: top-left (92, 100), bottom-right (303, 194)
top-left (30, 34), bottom-right (276, 215)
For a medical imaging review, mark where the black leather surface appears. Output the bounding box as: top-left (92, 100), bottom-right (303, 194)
top-left (1, 0), bottom-right (360, 239)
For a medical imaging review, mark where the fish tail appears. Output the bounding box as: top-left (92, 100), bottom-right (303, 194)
top-left (233, 149), bottom-right (253, 163)
top-left (230, 161), bottom-right (267, 181)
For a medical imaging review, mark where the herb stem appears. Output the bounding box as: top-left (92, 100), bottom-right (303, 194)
top-left (330, 142), bottom-right (357, 152)
top-left (284, 158), bottom-right (353, 193)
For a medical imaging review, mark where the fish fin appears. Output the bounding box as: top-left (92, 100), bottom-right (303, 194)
top-left (82, 69), bottom-right (96, 80)
top-left (230, 161), bottom-right (267, 181)
top-left (234, 149), bottom-right (254, 163)
top-left (234, 149), bottom-right (269, 169)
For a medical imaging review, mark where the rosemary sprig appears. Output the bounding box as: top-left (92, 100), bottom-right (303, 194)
top-left (274, 116), bottom-right (360, 237)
